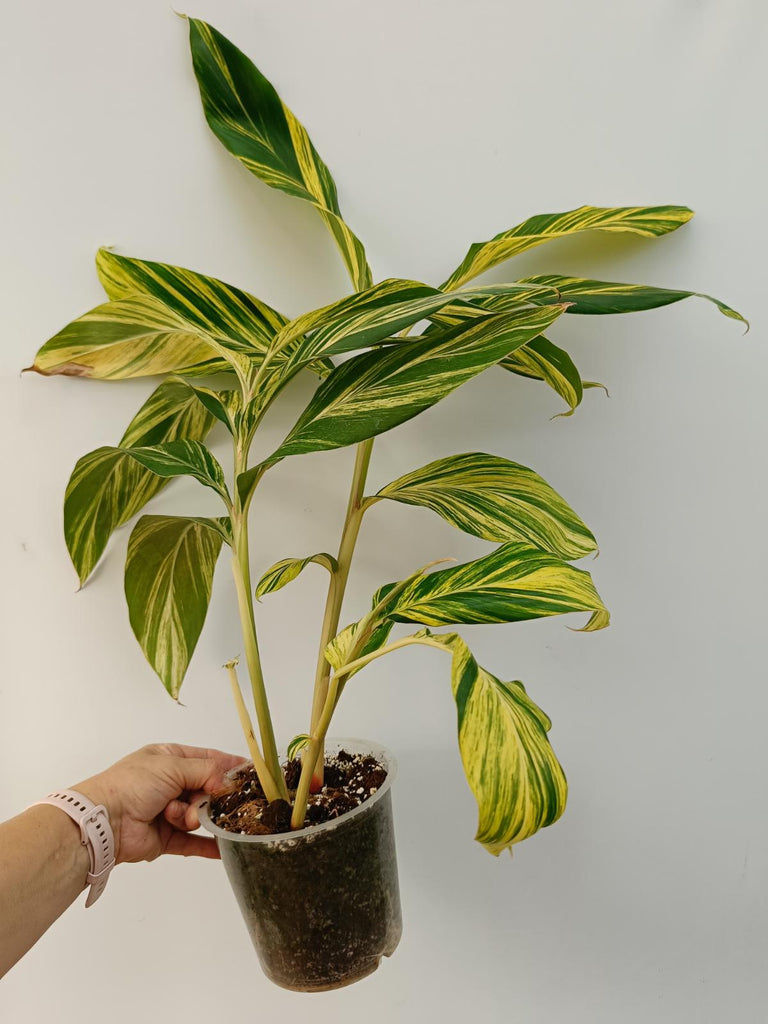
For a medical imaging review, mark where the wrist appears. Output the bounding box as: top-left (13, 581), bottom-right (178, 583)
top-left (25, 804), bottom-right (91, 888)
top-left (74, 774), bottom-right (123, 864)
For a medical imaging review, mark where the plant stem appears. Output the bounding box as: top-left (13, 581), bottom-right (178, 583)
top-left (229, 430), bottom-right (288, 801)
top-left (299, 256), bottom-right (376, 785)
top-left (308, 439), bottom-right (373, 758)
top-left (292, 675), bottom-right (342, 828)
top-left (230, 520), bottom-right (287, 800)
top-left (292, 632), bottom-right (447, 828)
top-left (330, 635), bottom-right (428, 678)
top-left (225, 660), bottom-right (281, 802)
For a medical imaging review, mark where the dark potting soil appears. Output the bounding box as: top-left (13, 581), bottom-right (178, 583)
top-left (209, 751), bottom-right (388, 836)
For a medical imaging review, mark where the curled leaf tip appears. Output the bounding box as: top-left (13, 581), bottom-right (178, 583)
top-left (551, 407), bottom-right (576, 421)
top-left (171, 8), bottom-right (189, 20)
top-left (568, 607), bottom-right (610, 632)
top-left (422, 556), bottom-right (457, 573)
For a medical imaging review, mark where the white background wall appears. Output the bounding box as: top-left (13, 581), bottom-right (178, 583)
top-left (1, 1), bottom-right (766, 1020)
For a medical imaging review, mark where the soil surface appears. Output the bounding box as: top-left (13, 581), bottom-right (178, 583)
top-left (210, 751), bottom-right (388, 836)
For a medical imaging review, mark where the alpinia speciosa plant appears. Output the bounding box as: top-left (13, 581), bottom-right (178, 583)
top-left (28, 19), bottom-right (745, 855)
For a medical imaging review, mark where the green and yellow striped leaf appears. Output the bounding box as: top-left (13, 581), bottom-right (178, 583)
top-left (32, 252), bottom-right (294, 385)
top-left (374, 452), bottom-right (596, 559)
top-left (441, 205), bottom-right (695, 290)
top-left (376, 542), bottom-right (609, 628)
top-left (189, 19), bottom-right (371, 290)
top-left (500, 335), bottom-right (589, 415)
top-left (96, 248), bottom-right (288, 346)
top-left (326, 559), bottom-right (450, 677)
top-left (98, 249), bottom-right (333, 382)
top-left (30, 295), bottom-right (222, 380)
top-left (255, 552), bottom-right (337, 599)
top-left (124, 515), bottom-right (228, 698)
top-left (271, 304), bottom-right (567, 460)
top-left (518, 273), bottom-right (747, 325)
top-left (64, 378), bottom-right (217, 585)
top-left (418, 290), bottom-right (566, 418)
top-left (422, 292), bottom-right (594, 415)
top-left (287, 734), bottom-right (311, 760)
top-left (428, 282), bottom-right (562, 328)
top-left (267, 279), bottom-right (482, 375)
top-left (422, 631), bottom-right (567, 853)
top-left (325, 618), bottom-right (395, 679)
top-left (123, 440), bottom-right (230, 503)
top-left (117, 379), bottom-right (214, 450)
top-left (172, 378), bottom-right (242, 435)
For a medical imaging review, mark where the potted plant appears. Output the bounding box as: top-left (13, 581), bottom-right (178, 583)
top-left (27, 17), bottom-right (744, 992)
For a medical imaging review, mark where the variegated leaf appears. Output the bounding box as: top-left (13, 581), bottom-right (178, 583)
top-left (325, 618), bottom-right (394, 679)
top-left (123, 440), bottom-right (230, 503)
top-left (31, 300), bottom-right (268, 387)
top-left (326, 558), bottom-right (450, 678)
top-left (255, 552), bottom-right (337, 599)
top-left (172, 378), bottom-right (242, 435)
top-left (374, 452), bottom-right (596, 559)
top-left (64, 379), bottom-right (217, 585)
top-left (98, 248), bottom-right (333, 382)
top-left (124, 515), bottom-right (228, 698)
top-left (441, 205), bottom-right (695, 290)
top-left (267, 278), bottom-right (481, 375)
top-left (32, 251), bottom-right (294, 384)
top-left (427, 282), bottom-right (562, 328)
top-left (287, 734), bottom-right (311, 760)
top-left (422, 631), bottom-right (567, 853)
top-left (189, 19), bottom-right (371, 290)
top-left (376, 542), bottom-right (608, 628)
top-left (500, 335), bottom-right (588, 415)
top-left (96, 248), bottom-right (288, 347)
top-left (271, 304), bottom-right (567, 459)
top-left (30, 295), bottom-right (221, 380)
top-left (517, 273), bottom-right (746, 325)
top-left (422, 292), bottom-right (592, 414)
top-left (118, 379), bottom-right (215, 450)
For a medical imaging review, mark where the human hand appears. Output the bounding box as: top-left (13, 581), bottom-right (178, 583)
top-left (75, 743), bottom-right (245, 864)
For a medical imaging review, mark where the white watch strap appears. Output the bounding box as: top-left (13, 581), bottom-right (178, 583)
top-left (32, 789), bottom-right (116, 907)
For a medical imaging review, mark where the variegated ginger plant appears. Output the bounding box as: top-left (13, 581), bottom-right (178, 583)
top-left (29, 19), bottom-right (744, 855)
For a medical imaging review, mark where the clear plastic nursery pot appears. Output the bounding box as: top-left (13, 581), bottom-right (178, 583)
top-left (198, 739), bottom-right (402, 992)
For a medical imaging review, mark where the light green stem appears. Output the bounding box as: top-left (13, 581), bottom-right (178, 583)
top-left (225, 660), bottom-right (281, 802)
top-left (292, 675), bottom-right (342, 828)
top-left (230, 532), bottom-right (287, 800)
top-left (330, 634), bottom-right (434, 678)
top-left (292, 633), bottom-right (444, 828)
top-left (308, 439), bottom-right (373, 744)
top-left (305, 247), bottom-right (375, 753)
top-left (230, 435), bottom-right (287, 801)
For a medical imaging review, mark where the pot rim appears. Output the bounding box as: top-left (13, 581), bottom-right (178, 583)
top-left (197, 736), bottom-right (397, 844)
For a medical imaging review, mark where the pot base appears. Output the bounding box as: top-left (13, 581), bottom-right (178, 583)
top-left (265, 953), bottom-right (387, 993)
